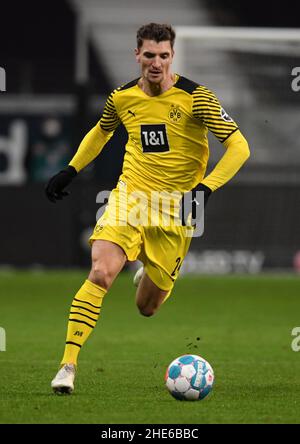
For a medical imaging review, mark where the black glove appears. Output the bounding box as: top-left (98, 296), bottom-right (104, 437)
top-left (180, 183), bottom-right (212, 226)
top-left (45, 165), bottom-right (77, 203)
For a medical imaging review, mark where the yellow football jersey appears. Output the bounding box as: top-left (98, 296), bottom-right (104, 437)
top-left (99, 75), bottom-right (238, 196)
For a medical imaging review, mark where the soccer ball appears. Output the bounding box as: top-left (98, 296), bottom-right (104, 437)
top-left (165, 354), bottom-right (214, 401)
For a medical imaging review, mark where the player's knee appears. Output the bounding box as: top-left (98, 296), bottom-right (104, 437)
top-left (136, 300), bottom-right (156, 317)
top-left (139, 307), bottom-right (156, 317)
top-left (89, 263), bottom-right (114, 290)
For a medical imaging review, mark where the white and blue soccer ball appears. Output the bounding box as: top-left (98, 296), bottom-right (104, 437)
top-left (165, 354), bottom-right (214, 401)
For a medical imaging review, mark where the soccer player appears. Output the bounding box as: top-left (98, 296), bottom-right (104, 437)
top-left (46, 23), bottom-right (250, 394)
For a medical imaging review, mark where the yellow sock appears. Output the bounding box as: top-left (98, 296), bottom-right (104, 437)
top-left (61, 279), bottom-right (106, 366)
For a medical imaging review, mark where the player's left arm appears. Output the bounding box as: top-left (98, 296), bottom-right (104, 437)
top-left (201, 129), bottom-right (250, 191)
top-left (193, 86), bottom-right (250, 193)
top-left (180, 87), bottom-right (250, 225)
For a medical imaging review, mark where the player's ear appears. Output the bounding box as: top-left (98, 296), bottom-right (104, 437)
top-left (135, 48), bottom-right (141, 64)
top-left (170, 49), bottom-right (175, 64)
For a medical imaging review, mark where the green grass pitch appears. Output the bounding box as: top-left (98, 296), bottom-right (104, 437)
top-left (0, 270), bottom-right (300, 424)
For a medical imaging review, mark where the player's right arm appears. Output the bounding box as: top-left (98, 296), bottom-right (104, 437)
top-left (68, 123), bottom-right (114, 173)
top-left (45, 91), bottom-right (120, 202)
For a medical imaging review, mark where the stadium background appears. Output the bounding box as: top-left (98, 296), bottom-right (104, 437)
top-left (0, 0), bottom-right (299, 272)
top-left (1, 0), bottom-right (300, 426)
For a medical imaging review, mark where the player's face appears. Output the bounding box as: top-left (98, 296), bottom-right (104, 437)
top-left (135, 40), bottom-right (174, 84)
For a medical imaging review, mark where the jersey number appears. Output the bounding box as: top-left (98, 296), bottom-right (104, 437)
top-left (141, 124), bottom-right (170, 153)
top-left (171, 257), bottom-right (182, 277)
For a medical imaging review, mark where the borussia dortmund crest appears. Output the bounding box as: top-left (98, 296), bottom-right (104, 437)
top-left (169, 104), bottom-right (182, 122)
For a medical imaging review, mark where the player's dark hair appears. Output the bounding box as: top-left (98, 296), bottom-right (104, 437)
top-left (136, 23), bottom-right (176, 49)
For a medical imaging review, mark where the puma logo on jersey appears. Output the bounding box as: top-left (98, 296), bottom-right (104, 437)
top-left (128, 110), bottom-right (136, 117)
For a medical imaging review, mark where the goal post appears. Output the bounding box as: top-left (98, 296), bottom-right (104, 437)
top-left (173, 26), bottom-right (300, 74)
top-left (173, 26), bottom-right (300, 180)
